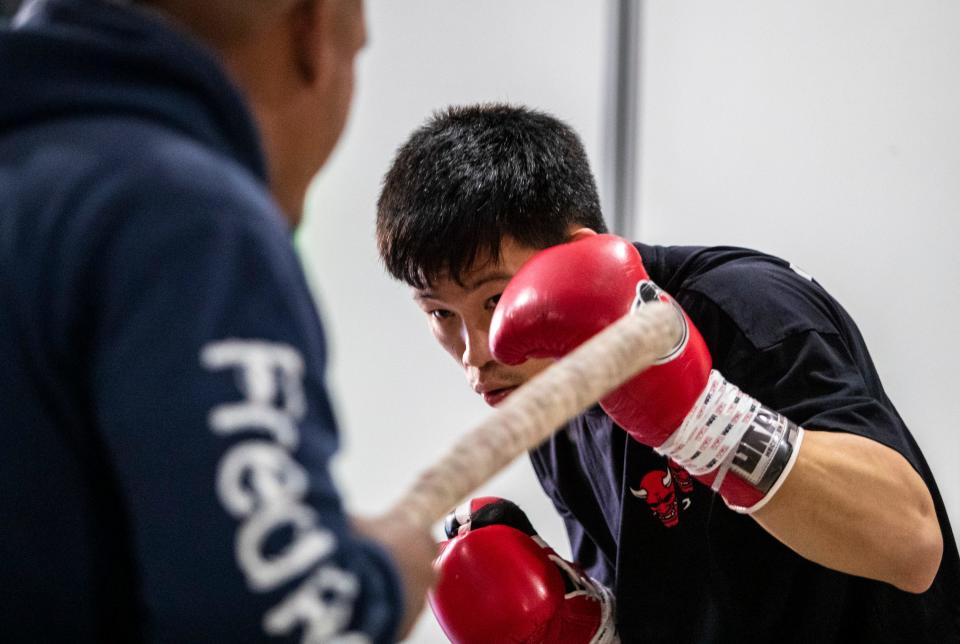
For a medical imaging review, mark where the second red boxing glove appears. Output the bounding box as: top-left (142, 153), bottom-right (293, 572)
top-left (430, 497), bottom-right (618, 644)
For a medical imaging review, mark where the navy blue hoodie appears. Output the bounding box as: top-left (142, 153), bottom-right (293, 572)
top-left (0, 1), bottom-right (402, 641)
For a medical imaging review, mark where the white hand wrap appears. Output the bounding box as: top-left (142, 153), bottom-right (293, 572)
top-left (655, 369), bottom-right (804, 513)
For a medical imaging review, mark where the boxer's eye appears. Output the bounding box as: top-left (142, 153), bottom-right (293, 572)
top-left (486, 294), bottom-right (502, 309)
top-left (430, 309), bottom-right (454, 320)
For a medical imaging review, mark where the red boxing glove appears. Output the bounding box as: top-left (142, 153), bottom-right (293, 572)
top-left (490, 234), bottom-right (804, 512)
top-left (430, 497), bottom-right (617, 644)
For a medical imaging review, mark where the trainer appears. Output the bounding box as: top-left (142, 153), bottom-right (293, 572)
top-left (0, 0), bottom-right (434, 641)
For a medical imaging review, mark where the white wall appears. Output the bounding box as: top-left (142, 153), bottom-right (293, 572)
top-left (298, 2), bottom-right (607, 641)
top-left (639, 0), bottom-right (960, 540)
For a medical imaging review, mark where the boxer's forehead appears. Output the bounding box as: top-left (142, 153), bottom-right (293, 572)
top-left (414, 236), bottom-right (541, 301)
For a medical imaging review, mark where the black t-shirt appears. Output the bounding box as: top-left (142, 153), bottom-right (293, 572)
top-left (529, 244), bottom-right (960, 643)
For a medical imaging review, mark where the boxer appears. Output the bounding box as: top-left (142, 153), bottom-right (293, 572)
top-left (376, 103), bottom-right (960, 642)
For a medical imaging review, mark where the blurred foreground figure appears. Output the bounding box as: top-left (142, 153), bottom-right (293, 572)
top-left (0, 1), bottom-right (434, 641)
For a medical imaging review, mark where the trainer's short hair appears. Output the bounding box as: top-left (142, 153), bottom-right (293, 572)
top-left (377, 103), bottom-right (607, 289)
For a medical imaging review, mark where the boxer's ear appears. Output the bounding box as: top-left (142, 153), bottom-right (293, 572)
top-left (568, 227), bottom-right (598, 242)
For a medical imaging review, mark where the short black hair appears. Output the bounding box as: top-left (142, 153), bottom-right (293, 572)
top-left (376, 103), bottom-right (607, 289)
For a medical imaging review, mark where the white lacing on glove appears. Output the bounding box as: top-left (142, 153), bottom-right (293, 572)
top-left (546, 552), bottom-right (620, 644)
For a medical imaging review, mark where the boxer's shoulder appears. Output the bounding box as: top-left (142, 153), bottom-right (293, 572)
top-left (641, 243), bottom-right (843, 350)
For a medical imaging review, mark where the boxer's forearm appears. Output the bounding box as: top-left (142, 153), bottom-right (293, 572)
top-left (751, 430), bottom-right (942, 593)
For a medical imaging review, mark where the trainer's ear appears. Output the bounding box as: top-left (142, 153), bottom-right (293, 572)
top-left (568, 227), bottom-right (598, 242)
top-left (289, 0), bottom-right (321, 84)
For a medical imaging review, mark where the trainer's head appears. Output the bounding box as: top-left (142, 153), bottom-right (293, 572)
top-left (139, 0), bottom-right (366, 221)
top-left (376, 103), bottom-right (606, 405)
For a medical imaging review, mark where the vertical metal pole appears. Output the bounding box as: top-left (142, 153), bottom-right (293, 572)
top-left (602, 0), bottom-right (643, 240)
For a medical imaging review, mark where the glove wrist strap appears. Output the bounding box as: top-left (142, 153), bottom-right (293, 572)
top-left (655, 370), bottom-right (804, 513)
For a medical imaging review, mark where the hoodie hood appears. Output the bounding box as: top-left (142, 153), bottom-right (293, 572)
top-left (0, 0), bottom-right (266, 180)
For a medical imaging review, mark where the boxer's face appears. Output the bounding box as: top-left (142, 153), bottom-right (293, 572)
top-left (414, 236), bottom-right (554, 407)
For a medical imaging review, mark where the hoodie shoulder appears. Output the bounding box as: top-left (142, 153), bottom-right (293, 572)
top-left (2, 114), bottom-right (281, 254)
top-left (0, 114), bottom-right (288, 343)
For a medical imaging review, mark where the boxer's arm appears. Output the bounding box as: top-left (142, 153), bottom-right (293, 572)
top-left (752, 429), bottom-right (942, 593)
top-left (685, 302), bottom-right (947, 594)
top-left (685, 298), bottom-right (945, 593)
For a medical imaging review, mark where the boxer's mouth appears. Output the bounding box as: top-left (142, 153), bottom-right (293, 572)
top-left (481, 386), bottom-right (517, 407)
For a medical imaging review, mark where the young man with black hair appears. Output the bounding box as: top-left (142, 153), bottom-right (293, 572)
top-left (376, 104), bottom-right (960, 642)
